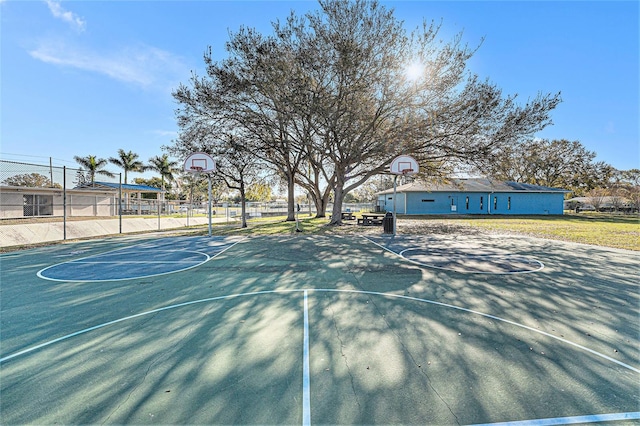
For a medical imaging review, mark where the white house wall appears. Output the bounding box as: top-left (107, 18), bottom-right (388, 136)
top-left (0, 187), bottom-right (117, 218)
top-left (0, 193), bottom-right (23, 218)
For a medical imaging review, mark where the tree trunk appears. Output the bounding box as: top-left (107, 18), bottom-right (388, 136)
top-left (315, 195), bottom-right (330, 218)
top-left (313, 197), bottom-right (328, 218)
top-left (307, 186), bottom-right (331, 218)
top-left (330, 176), bottom-right (346, 225)
top-left (286, 172), bottom-right (296, 221)
top-left (240, 183), bottom-right (248, 228)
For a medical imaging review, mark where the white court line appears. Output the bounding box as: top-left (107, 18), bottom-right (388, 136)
top-left (68, 260), bottom-right (204, 264)
top-left (399, 250), bottom-right (545, 274)
top-left (470, 411), bottom-right (640, 425)
top-left (316, 289), bottom-right (640, 374)
top-left (0, 289), bottom-right (292, 363)
top-left (365, 237), bottom-right (544, 274)
top-left (302, 290), bottom-right (311, 426)
top-left (2, 288), bottom-right (638, 425)
top-left (36, 237), bottom-right (246, 283)
top-left (36, 251), bottom-right (210, 282)
top-left (3, 288), bottom-right (637, 374)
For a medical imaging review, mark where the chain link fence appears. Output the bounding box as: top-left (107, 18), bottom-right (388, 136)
top-left (0, 159), bottom-right (120, 187)
top-left (0, 160), bottom-right (374, 248)
top-left (1, 159), bottom-right (120, 216)
top-left (0, 160), bottom-right (199, 248)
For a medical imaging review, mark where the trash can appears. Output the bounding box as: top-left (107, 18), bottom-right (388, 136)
top-left (383, 212), bottom-right (394, 234)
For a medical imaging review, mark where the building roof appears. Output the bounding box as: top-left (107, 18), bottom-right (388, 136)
top-left (377, 178), bottom-right (569, 195)
top-left (74, 181), bottom-right (164, 192)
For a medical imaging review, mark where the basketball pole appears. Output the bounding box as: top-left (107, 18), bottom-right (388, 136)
top-left (389, 155), bottom-right (418, 237)
top-left (207, 174), bottom-right (212, 237)
top-left (393, 175), bottom-right (397, 237)
top-left (184, 152), bottom-right (216, 237)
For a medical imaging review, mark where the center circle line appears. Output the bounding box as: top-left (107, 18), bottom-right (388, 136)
top-left (1, 288), bottom-right (635, 374)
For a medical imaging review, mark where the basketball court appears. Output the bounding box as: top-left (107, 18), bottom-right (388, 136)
top-left (1, 232), bottom-right (638, 425)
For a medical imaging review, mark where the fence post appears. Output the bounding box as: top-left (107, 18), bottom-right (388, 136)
top-left (118, 173), bottom-right (122, 234)
top-left (63, 166), bottom-right (67, 240)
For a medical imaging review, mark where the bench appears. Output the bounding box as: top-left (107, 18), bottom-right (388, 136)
top-left (358, 213), bottom-right (386, 226)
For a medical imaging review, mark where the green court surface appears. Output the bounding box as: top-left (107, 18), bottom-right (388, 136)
top-left (0, 233), bottom-right (638, 425)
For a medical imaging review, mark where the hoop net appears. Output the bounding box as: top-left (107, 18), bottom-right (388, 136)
top-left (401, 168), bottom-right (414, 175)
top-left (189, 166), bottom-right (204, 177)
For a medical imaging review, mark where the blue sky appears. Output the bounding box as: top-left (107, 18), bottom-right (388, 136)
top-left (1, 0), bottom-right (638, 177)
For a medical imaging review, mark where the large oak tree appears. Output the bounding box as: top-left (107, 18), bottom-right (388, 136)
top-left (171, 0), bottom-right (561, 224)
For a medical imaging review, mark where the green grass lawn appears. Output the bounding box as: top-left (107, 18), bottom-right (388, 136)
top-left (452, 214), bottom-right (639, 251)
top-left (210, 212), bottom-right (639, 251)
top-left (1, 212), bottom-right (637, 252)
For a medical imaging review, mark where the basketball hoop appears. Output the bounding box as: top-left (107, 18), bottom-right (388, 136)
top-left (390, 155), bottom-right (419, 176)
top-left (183, 152), bottom-right (216, 174)
top-left (189, 166), bottom-right (204, 176)
top-left (389, 155), bottom-right (420, 237)
top-left (183, 152), bottom-right (216, 237)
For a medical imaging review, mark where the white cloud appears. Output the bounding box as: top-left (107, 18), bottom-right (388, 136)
top-left (153, 130), bottom-right (179, 138)
top-left (45, 0), bottom-right (86, 32)
top-left (29, 40), bottom-right (189, 90)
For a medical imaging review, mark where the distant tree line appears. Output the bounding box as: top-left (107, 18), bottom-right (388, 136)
top-left (477, 138), bottom-right (639, 213)
top-left (481, 138), bottom-right (614, 196)
top-left (2, 138), bottom-right (636, 215)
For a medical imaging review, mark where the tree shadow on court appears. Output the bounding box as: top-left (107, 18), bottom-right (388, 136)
top-left (305, 285), bottom-right (638, 425)
top-left (1, 234), bottom-right (638, 424)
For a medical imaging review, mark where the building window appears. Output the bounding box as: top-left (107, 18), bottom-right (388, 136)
top-left (422, 199), bottom-right (435, 202)
top-left (451, 198), bottom-right (455, 206)
top-left (493, 196), bottom-right (498, 210)
top-left (465, 196), bottom-right (469, 210)
top-left (480, 196), bottom-right (484, 211)
top-left (23, 194), bottom-right (53, 216)
top-left (508, 197), bottom-right (511, 210)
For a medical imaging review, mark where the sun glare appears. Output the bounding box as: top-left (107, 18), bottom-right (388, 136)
top-left (404, 62), bottom-right (423, 82)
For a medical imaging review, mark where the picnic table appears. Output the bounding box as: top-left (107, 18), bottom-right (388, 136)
top-left (330, 212), bottom-right (357, 220)
top-left (358, 213), bottom-right (386, 226)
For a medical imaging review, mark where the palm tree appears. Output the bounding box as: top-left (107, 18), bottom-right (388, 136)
top-left (109, 149), bottom-right (145, 184)
top-left (73, 155), bottom-right (115, 185)
top-left (109, 149), bottom-right (146, 211)
top-left (147, 154), bottom-right (178, 199)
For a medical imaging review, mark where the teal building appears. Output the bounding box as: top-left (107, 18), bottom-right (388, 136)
top-left (377, 178), bottom-right (569, 215)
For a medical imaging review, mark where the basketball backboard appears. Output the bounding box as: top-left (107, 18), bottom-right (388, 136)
top-left (183, 152), bottom-right (216, 173)
top-left (390, 155), bottom-right (419, 175)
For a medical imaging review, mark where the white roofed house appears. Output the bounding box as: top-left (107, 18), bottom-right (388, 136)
top-left (377, 178), bottom-right (570, 215)
top-left (0, 181), bottom-right (164, 219)
top-left (73, 181), bottom-right (166, 215)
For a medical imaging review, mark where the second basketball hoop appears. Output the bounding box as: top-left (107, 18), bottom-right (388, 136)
top-left (390, 155), bottom-right (419, 176)
top-left (183, 152), bottom-right (216, 237)
top-left (388, 155), bottom-right (419, 237)
top-left (183, 152), bottom-right (216, 174)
